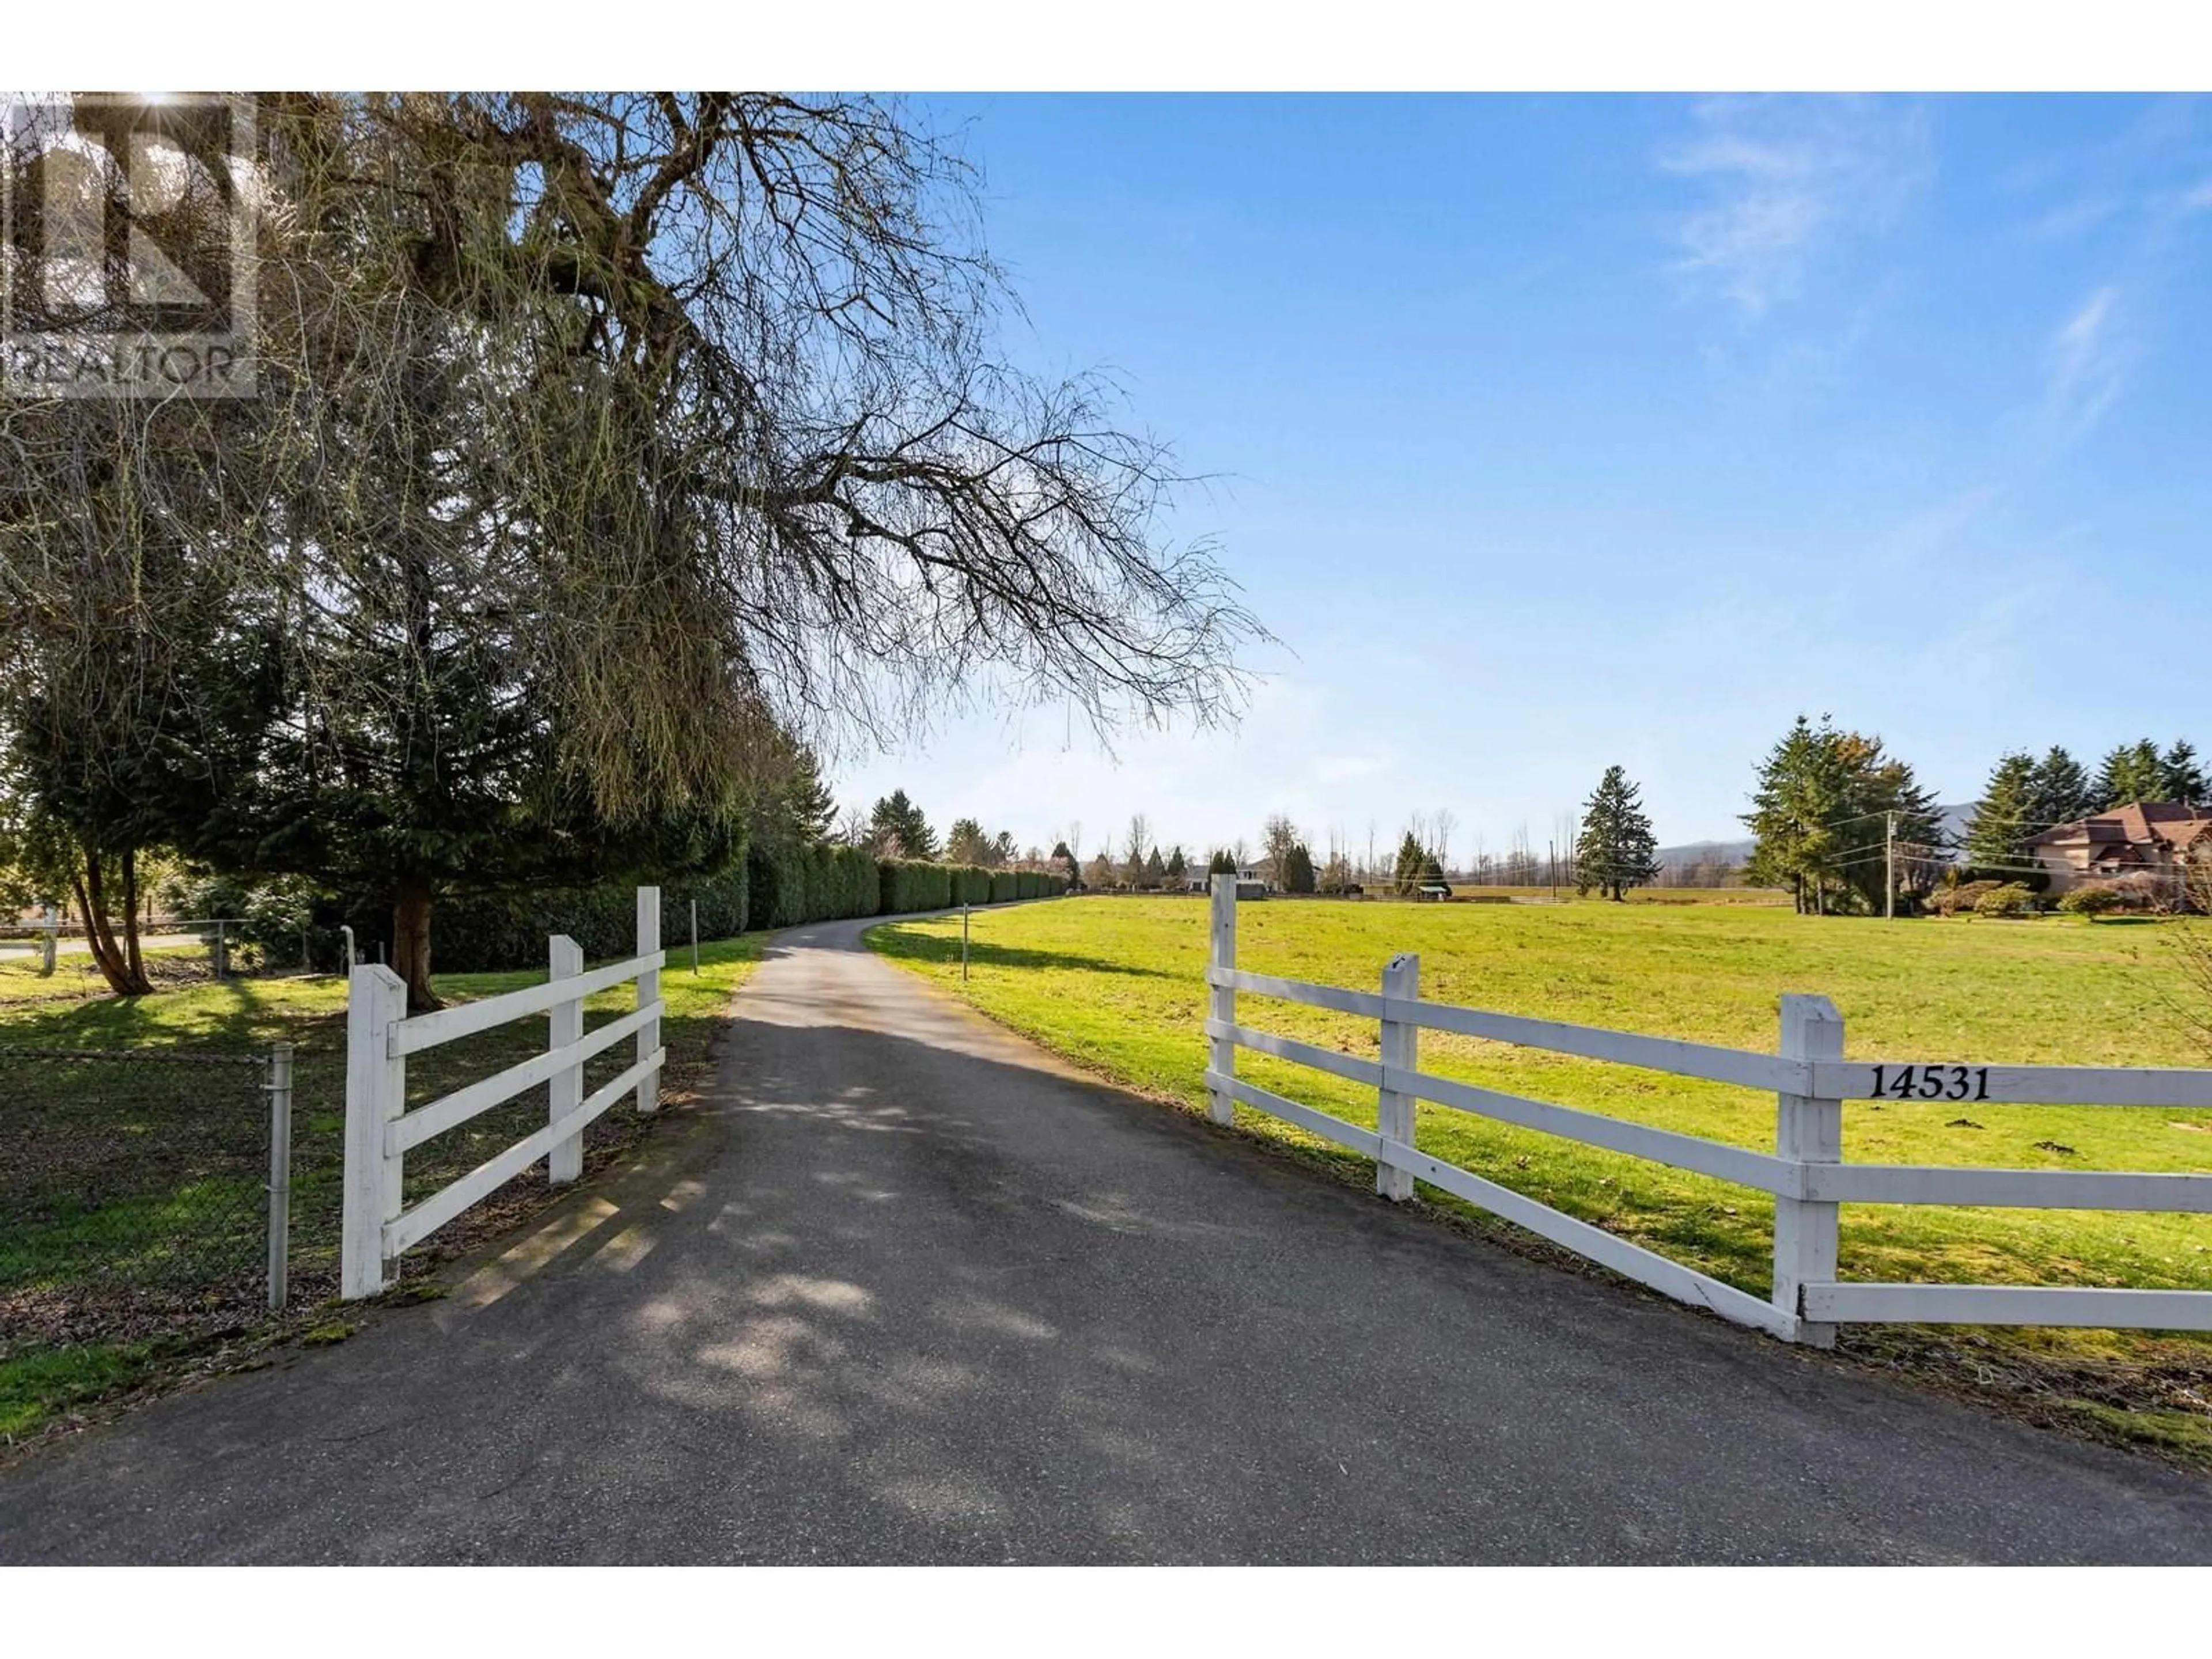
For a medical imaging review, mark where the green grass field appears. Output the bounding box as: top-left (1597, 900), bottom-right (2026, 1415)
top-left (0, 934), bottom-right (767, 1442)
top-left (0, 940), bottom-right (209, 1003)
top-left (868, 896), bottom-right (2212, 1347)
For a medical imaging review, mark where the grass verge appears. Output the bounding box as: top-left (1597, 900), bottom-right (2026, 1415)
top-left (0, 931), bottom-right (767, 1457)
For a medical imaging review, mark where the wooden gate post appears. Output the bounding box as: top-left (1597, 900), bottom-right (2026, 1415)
top-left (1772, 993), bottom-right (1844, 1346)
top-left (635, 886), bottom-right (662, 1113)
top-left (1377, 953), bottom-right (1420, 1200)
top-left (1207, 873), bottom-right (1237, 1125)
top-left (548, 934), bottom-right (584, 1184)
top-left (342, 964), bottom-right (408, 1299)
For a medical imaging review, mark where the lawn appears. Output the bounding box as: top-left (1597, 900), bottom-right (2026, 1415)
top-left (868, 895), bottom-right (2212, 1458)
top-left (0, 940), bottom-right (211, 1004)
top-left (0, 933), bottom-right (767, 1443)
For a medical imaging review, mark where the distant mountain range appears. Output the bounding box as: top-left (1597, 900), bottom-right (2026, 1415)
top-left (1658, 804), bottom-right (1975, 870)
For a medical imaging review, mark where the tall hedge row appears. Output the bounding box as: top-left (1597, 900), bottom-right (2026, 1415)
top-left (346, 846), bottom-right (1063, 975)
top-left (357, 859), bottom-right (752, 975)
top-left (880, 859), bottom-right (953, 914)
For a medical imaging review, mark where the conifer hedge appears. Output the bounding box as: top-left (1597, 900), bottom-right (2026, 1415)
top-left (359, 844), bottom-right (1065, 973)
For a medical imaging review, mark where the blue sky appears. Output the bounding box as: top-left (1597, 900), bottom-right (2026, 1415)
top-left (828, 94), bottom-right (2212, 863)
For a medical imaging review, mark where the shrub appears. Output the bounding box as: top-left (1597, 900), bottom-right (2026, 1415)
top-left (2058, 884), bottom-right (2124, 916)
top-left (165, 870), bottom-right (332, 971)
top-left (1928, 880), bottom-right (2001, 918)
top-left (1973, 882), bottom-right (2039, 919)
top-left (2107, 870), bottom-right (2177, 911)
top-left (2059, 875), bottom-right (2166, 916)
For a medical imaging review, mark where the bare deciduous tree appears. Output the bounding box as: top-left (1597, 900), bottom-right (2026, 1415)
top-left (1, 93), bottom-right (1267, 1007)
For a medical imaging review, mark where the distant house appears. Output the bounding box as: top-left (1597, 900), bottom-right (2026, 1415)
top-left (2025, 802), bottom-right (2212, 895)
top-left (1186, 865), bottom-right (1269, 899)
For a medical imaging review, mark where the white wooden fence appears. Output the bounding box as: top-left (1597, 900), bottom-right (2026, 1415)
top-left (341, 887), bottom-right (665, 1298)
top-left (1200, 874), bottom-right (2212, 1344)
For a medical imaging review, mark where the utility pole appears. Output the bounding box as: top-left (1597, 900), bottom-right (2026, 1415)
top-left (1885, 811), bottom-right (1896, 921)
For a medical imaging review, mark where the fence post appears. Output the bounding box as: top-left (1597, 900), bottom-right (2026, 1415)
top-left (1207, 873), bottom-right (1237, 1124)
top-left (635, 886), bottom-right (662, 1113)
top-left (548, 934), bottom-right (584, 1184)
top-left (1377, 953), bottom-right (1419, 1200)
top-left (342, 964), bottom-right (408, 1299)
top-left (266, 1041), bottom-right (293, 1312)
top-left (39, 903), bottom-right (56, 976)
top-left (1772, 993), bottom-right (1844, 1347)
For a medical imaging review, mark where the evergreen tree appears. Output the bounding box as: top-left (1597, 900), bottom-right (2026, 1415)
top-left (2096, 740), bottom-right (2165, 808)
top-left (1965, 752), bottom-right (2037, 870)
top-left (868, 789), bottom-right (938, 860)
top-left (1050, 839), bottom-right (1078, 885)
top-left (747, 733), bottom-right (839, 869)
top-left (1143, 846), bottom-right (1168, 888)
top-left (945, 816), bottom-right (991, 865)
top-left (1281, 842), bottom-right (1317, 894)
top-left (1, 550), bottom-right (281, 995)
top-left (1166, 845), bottom-right (1188, 882)
top-left (1830, 732), bottom-right (1945, 914)
top-left (1392, 830), bottom-right (1428, 896)
top-left (1207, 847), bottom-right (1236, 876)
top-left (2025, 745), bottom-right (2093, 832)
top-left (1575, 766), bottom-right (1661, 901)
top-left (1744, 716), bottom-right (1943, 915)
top-left (781, 747), bottom-right (838, 843)
top-left (2162, 740), bottom-right (2207, 806)
top-left (1743, 717), bottom-right (1852, 913)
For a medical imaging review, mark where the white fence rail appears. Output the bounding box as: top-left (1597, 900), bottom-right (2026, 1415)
top-left (341, 887), bottom-right (665, 1298)
top-left (1199, 874), bottom-right (2212, 1344)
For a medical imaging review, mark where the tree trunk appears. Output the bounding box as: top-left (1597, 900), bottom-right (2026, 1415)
top-left (73, 846), bottom-right (153, 996)
top-left (393, 875), bottom-right (441, 1014)
top-left (120, 847), bottom-right (145, 990)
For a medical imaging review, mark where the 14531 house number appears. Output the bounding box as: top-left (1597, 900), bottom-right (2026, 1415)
top-left (1867, 1064), bottom-right (1991, 1102)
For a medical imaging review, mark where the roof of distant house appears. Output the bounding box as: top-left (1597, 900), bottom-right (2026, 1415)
top-left (2026, 801), bottom-right (2212, 851)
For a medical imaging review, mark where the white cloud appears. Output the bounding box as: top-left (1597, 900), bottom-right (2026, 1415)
top-left (1868, 486), bottom-right (2001, 570)
top-left (1659, 96), bottom-right (1930, 317)
top-left (2029, 196), bottom-right (2122, 240)
top-left (2043, 285), bottom-right (2128, 438)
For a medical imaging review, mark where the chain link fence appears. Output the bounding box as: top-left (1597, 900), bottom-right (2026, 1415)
top-left (0, 1046), bottom-right (313, 1349)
